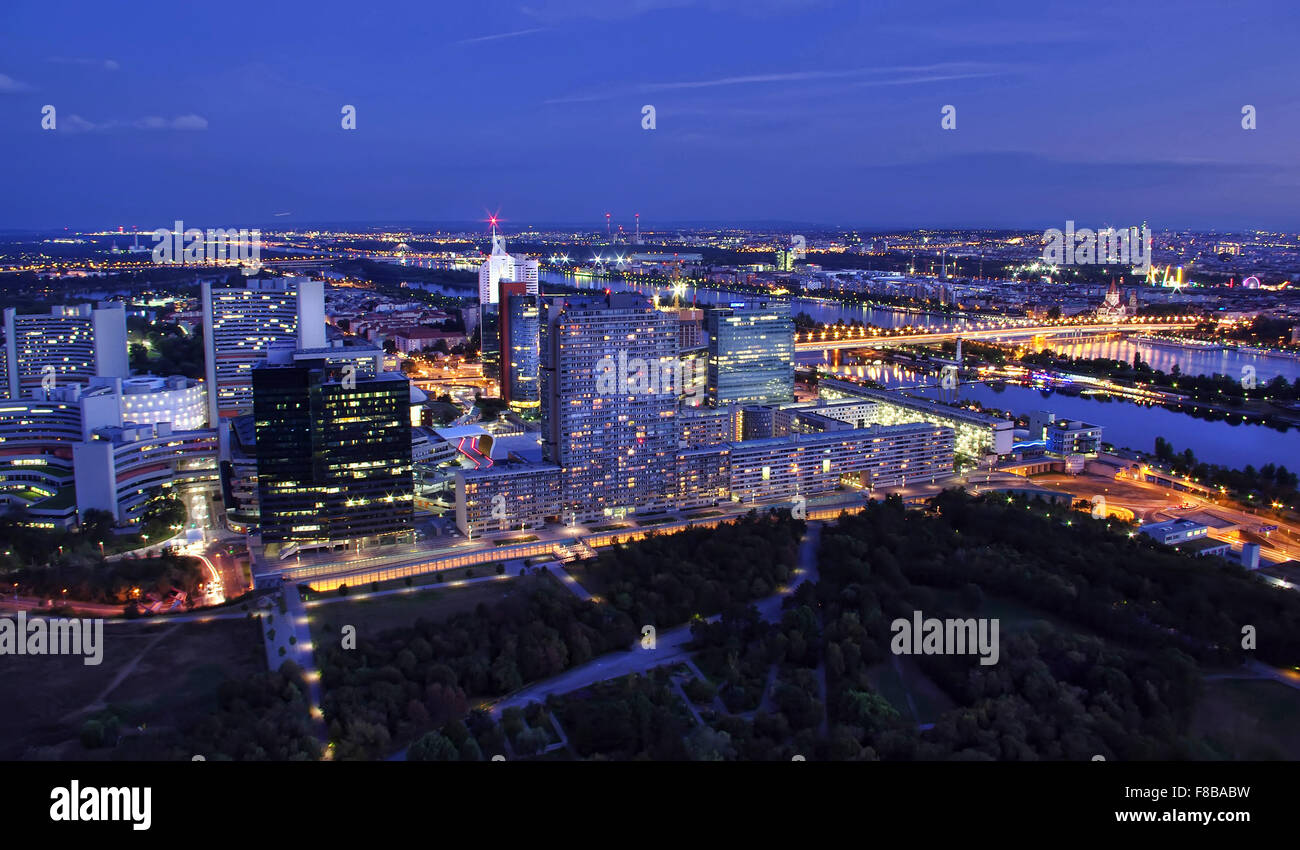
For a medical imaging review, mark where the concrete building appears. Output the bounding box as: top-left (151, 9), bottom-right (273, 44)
top-left (502, 287), bottom-right (540, 415)
top-left (727, 422), bottom-right (953, 503)
top-left (819, 379), bottom-right (1013, 460)
top-left (2, 303), bottom-right (128, 399)
top-left (675, 445), bottom-right (731, 509)
top-left (201, 276), bottom-right (325, 438)
top-left (1046, 419), bottom-right (1103, 456)
top-left (541, 293), bottom-right (679, 521)
top-left (1140, 519), bottom-right (1210, 546)
top-left (117, 375), bottom-right (207, 431)
top-left (455, 463), bottom-right (562, 536)
top-left (679, 406), bottom-right (740, 448)
top-left (73, 422), bottom-right (219, 524)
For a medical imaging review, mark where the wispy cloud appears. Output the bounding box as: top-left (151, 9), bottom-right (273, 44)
top-left (882, 21), bottom-right (1098, 47)
top-left (454, 27), bottom-right (548, 45)
top-left (0, 73), bottom-right (34, 93)
top-left (60, 114), bottom-right (209, 133)
top-left (49, 57), bottom-right (120, 71)
top-left (850, 71), bottom-right (1007, 88)
top-left (520, 0), bottom-right (825, 23)
top-left (546, 62), bottom-right (1014, 104)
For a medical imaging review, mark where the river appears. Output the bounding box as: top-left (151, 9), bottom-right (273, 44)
top-left (811, 358), bottom-right (1300, 470)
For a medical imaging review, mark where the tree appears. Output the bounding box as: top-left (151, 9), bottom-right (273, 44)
top-left (407, 731), bottom-right (459, 761)
top-left (684, 725), bottom-right (735, 761)
top-left (514, 726), bottom-right (549, 756)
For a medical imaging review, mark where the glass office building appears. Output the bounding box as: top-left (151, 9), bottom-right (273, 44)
top-left (504, 290), bottom-right (541, 415)
top-left (706, 301), bottom-right (795, 407)
top-left (253, 358), bottom-right (413, 550)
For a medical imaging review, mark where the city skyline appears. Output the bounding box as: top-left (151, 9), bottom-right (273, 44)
top-left (4, 0), bottom-right (1300, 809)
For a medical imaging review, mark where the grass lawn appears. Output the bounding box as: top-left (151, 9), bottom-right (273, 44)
top-left (0, 617), bottom-right (264, 760)
top-left (306, 578), bottom-right (516, 645)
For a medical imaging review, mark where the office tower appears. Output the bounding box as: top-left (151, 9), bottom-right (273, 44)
top-left (252, 357), bottom-right (413, 550)
top-left (706, 301), bottom-right (795, 407)
top-left (477, 228), bottom-right (539, 381)
top-left (671, 307), bottom-right (708, 408)
top-left (540, 293), bottom-right (678, 520)
top-left (201, 276), bottom-right (325, 428)
top-left (2, 303), bottom-right (128, 399)
top-left (502, 285), bottom-right (540, 415)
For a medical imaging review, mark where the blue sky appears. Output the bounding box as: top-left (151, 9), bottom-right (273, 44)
top-left (1, 0), bottom-right (1297, 231)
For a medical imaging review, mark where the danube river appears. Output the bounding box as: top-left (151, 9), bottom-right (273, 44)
top-left (813, 358), bottom-right (1300, 470)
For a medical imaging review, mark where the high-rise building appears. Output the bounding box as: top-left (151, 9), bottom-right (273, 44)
top-left (477, 229), bottom-right (538, 382)
top-left (2, 303), bottom-right (128, 399)
top-left (541, 293), bottom-right (678, 520)
top-left (201, 276), bottom-right (325, 430)
top-left (252, 357), bottom-right (413, 550)
top-left (502, 285), bottom-right (540, 415)
top-left (706, 301), bottom-right (794, 407)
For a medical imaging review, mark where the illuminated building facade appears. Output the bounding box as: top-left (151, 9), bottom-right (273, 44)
top-left (253, 358), bottom-right (413, 549)
top-left (455, 462), bottom-right (561, 536)
top-left (478, 229), bottom-right (539, 382)
top-left (707, 301), bottom-right (795, 407)
top-left (2, 303), bottom-right (128, 399)
top-left (501, 284), bottom-right (540, 415)
top-left (819, 379), bottom-right (1013, 460)
top-left (201, 276), bottom-right (325, 427)
top-left (0, 391), bottom-right (83, 522)
top-left (118, 375), bottom-right (207, 431)
top-left (541, 293), bottom-right (679, 520)
top-left (73, 422), bottom-right (219, 524)
top-left (726, 422), bottom-right (953, 503)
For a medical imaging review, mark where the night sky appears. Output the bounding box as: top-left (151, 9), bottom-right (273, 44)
top-left (1, 0), bottom-right (1297, 231)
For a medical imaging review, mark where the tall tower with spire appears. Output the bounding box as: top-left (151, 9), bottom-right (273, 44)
top-left (478, 218), bottom-right (539, 382)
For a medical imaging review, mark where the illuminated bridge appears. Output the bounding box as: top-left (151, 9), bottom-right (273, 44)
top-left (795, 319), bottom-right (1200, 352)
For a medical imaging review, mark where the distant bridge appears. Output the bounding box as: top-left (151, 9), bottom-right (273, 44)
top-left (795, 320), bottom-right (1198, 352)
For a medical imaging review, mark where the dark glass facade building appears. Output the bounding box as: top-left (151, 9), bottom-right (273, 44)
top-left (253, 358), bottom-right (413, 549)
top-left (706, 301), bottom-right (795, 407)
top-left (503, 288), bottom-right (540, 415)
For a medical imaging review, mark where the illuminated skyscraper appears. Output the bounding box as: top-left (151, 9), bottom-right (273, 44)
top-left (201, 276), bottom-right (325, 424)
top-left (2, 303), bottom-right (128, 399)
top-left (540, 293), bottom-right (678, 520)
top-left (502, 285), bottom-right (540, 415)
top-left (252, 357), bottom-right (413, 550)
top-left (478, 226), bottom-right (538, 381)
top-left (202, 275), bottom-right (325, 459)
top-left (706, 301), bottom-right (795, 407)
